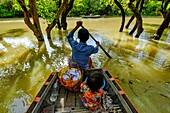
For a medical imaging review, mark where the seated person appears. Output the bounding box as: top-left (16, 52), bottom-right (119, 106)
top-left (80, 72), bottom-right (104, 111)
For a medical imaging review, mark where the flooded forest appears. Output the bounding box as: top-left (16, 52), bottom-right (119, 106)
top-left (0, 17), bottom-right (170, 113)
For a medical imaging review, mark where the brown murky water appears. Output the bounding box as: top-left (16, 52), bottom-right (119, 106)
top-left (0, 17), bottom-right (170, 113)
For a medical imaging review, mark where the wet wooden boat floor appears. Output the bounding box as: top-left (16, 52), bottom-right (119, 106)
top-left (56, 85), bottom-right (82, 108)
top-left (42, 84), bottom-right (90, 113)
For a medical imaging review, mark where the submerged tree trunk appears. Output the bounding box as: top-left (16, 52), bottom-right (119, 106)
top-left (114, 0), bottom-right (125, 32)
top-left (17, 0), bottom-right (44, 41)
top-left (125, 15), bottom-right (135, 29)
top-left (153, 10), bottom-right (170, 40)
top-left (61, 0), bottom-right (74, 30)
top-left (46, 0), bottom-right (68, 39)
top-left (153, 0), bottom-right (170, 40)
top-left (127, 1), bottom-right (143, 37)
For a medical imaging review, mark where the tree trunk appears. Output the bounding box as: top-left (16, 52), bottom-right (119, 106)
top-left (125, 0), bottom-right (141, 29)
top-left (17, 0), bottom-right (44, 41)
top-left (29, 0), bottom-right (44, 41)
top-left (129, 0), bottom-right (144, 36)
top-left (56, 0), bottom-right (62, 30)
top-left (127, 1), bottom-right (143, 37)
top-left (57, 19), bottom-right (62, 30)
top-left (153, 0), bottom-right (170, 40)
top-left (114, 0), bottom-right (125, 32)
top-left (159, 0), bottom-right (170, 18)
top-left (163, 0), bottom-right (170, 18)
top-left (61, 0), bottom-right (74, 30)
top-left (46, 0), bottom-right (68, 39)
top-left (129, 24), bottom-right (137, 35)
top-left (125, 15), bottom-right (135, 29)
top-left (152, 10), bottom-right (170, 40)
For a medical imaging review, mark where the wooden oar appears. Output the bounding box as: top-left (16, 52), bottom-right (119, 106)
top-left (81, 25), bottom-right (112, 58)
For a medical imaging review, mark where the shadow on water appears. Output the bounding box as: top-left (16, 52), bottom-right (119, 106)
top-left (0, 28), bottom-right (27, 39)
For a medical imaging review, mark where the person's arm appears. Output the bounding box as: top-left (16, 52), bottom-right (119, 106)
top-left (91, 41), bottom-right (100, 53)
top-left (71, 21), bottom-right (82, 32)
top-left (67, 21), bottom-right (83, 38)
top-left (67, 21), bottom-right (83, 47)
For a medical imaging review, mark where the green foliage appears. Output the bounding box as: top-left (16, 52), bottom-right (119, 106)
top-left (0, 0), bottom-right (14, 17)
top-left (70, 0), bottom-right (100, 16)
top-left (36, 0), bottom-right (58, 23)
top-left (0, 0), bottom-right (166, 18)
top-left (70, 0), bottom-right (114, 16)
top-left (13, 0), bottom-right (58, 22)
top-left (13, 0), bottom-right (29, 11)
top-left (13, 0), bottom-right (22, 11)
top-left (142, 1), bottom-right (162, 16)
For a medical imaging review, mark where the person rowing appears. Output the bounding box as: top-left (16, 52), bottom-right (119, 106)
top-left (67, 21), bottom-right (99, 70)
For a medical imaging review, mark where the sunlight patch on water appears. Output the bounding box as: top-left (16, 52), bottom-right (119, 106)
top-left (60, 57), bottom-right (68, 66)
top-left (0, 61), bottom-right (31, 77)
top-left (42, 54), bottom-right (47, 63)
top-left (52, 56), bottom-right (69, 70)
top-left (0, 43), bottom-right (8, 52)
top-left (0, 69), bottom-right (9, 77)
top-left (0, 65), bottom-right (17, 77)
top-left (7, 91), bottom-right (30, 113)
top-left (135, 39), bottom-right (148, 52)
top-left (23, 62), bottom-right (30, 71)
top-left (136, 51), bottom-right (149, 60)
top-left (139, 32), bottom-right (150, 40)
top-left (53, 37), bottom-right (63, 47)
top-left (166, 30), bottom-right (170, 43)
top-left (135, 42), bottom-right (158, 61)
top-left (154, 51), bottom-right (169, 69)
top-left (3, 37), bottom-right (37, 49)
top-left (87, 33), bottom-right (103, 45)
top-left (43, 35), bottom-right (55, 57)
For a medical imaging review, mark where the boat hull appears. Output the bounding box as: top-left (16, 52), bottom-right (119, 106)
top-left (26, 68), bottom-right (138, 113)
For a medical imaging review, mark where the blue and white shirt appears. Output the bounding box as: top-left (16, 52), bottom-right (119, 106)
top-left (67, 31), bottom-right (98, 69)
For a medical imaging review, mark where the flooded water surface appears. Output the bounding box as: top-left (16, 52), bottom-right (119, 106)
top-left (0, 17), bottom-right (170, 113)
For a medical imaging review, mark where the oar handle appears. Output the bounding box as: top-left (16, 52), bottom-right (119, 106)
top-left (81, 25), bottom-right (112, 58)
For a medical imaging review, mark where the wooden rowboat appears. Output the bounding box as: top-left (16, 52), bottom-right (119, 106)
top-left (81, 15), bottom-right (101, 18)
top-left (26, 68), bottom-right (139, 113)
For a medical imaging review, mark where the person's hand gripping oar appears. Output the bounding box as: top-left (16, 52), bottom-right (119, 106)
top-left (81, 25), bottom-right (112, 58)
